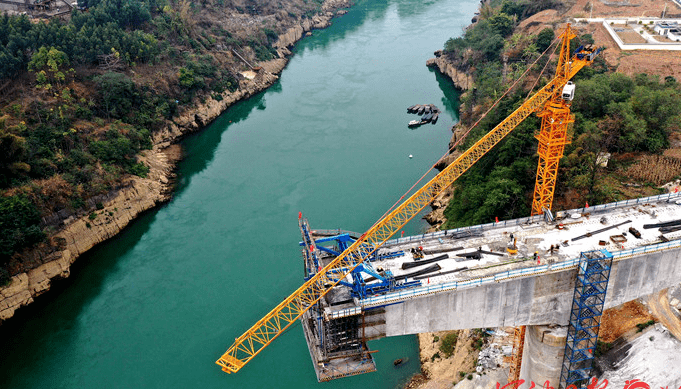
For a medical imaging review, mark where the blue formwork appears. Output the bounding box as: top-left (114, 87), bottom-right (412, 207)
top-left (558, 249), bottom-right (613, 389)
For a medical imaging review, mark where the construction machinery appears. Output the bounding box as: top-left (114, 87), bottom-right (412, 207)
top-left (216, 23), bottom-right (600, 379)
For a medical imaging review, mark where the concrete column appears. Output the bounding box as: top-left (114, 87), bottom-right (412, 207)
top-left (519, 324), bottom-right (567, 387)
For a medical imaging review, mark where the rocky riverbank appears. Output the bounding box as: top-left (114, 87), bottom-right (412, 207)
top-left (0, 0), bottom-right (350, 324)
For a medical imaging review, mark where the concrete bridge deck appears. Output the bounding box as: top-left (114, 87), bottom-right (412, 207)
top-left (302, 192), bottom-right (681, 381)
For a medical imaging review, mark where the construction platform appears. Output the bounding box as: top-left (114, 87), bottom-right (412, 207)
top-left (298, 192), bottom-right (681, 381)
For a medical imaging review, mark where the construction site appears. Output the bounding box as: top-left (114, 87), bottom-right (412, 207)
top-left (297, 191), bottom-right (681, 383)
top-left (215, 18), bottom-right (681, 389)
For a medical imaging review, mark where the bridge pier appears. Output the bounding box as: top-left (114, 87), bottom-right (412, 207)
top-left (520, 325), bottom-right (567, 387)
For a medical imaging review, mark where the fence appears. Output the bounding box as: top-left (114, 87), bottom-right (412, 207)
top-left (357, 236), bottom-right (681, 309)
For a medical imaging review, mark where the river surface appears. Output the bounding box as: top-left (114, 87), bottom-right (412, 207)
top-left (0, 0), bottom-right (478, 387)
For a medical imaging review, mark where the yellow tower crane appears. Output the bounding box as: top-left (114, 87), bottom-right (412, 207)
top-left (216, 23), bottom-right (599, 375)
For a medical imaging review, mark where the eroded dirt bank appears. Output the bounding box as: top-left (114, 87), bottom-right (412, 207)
top-left (0, 1), bottom-right (350, 323)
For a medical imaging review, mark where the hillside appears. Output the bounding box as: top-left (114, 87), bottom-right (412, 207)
top-left (0, 0), bottom-right (350, 318)
top-left (425, 0), bottom-right (681, 232)
top-left (415, 0), bottom-right (681, 387)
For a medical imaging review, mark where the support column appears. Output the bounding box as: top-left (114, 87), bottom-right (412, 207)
top-left (519, 324), bottom-right (568, 386)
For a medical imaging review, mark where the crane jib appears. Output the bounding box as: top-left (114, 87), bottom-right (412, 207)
top-left (216, 25), bottom-right (599, 374)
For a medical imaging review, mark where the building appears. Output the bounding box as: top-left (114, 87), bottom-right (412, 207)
top-left (654, 21), bottom-right (680, 36)
top-left (669, 28), bottom-right (681, 42)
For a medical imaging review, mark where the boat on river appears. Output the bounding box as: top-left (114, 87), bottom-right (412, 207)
top-left (431, 112), bottom-right (439, 124)
top-left (408, 119), bottom-right (421, 127)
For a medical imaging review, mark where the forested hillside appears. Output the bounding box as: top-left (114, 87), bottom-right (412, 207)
top-left (0, 0), bottom-right (344, 284)
top-left (437, 0), bottom-right (681, 229)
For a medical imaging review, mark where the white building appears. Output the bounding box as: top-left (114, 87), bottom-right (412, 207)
top-left (669, 28), bottom-right (681, 42)
top-left (654, 21), bottom-right (680, 36)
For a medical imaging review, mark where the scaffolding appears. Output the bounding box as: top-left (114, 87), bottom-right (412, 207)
top-left (559, 249), bottom-right (613, 389)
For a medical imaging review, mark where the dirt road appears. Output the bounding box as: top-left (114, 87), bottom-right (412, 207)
top-left (647, 289), bottom-right (681, 341)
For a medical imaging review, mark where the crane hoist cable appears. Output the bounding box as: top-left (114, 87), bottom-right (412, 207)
top-left (216, 23), bottom-right (599, 375)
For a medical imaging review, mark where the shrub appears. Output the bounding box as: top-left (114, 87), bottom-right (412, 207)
top-left (430, 352), bottom-right (440, 362)
top-left (0, 267), bottom-right (10, 286)
top-left (128, 162), bottom-right (149, 177)
top-left (636, 319), bottom-right (655, 332)
top-left (467, 375), bottom-right (473, 380)
top-left (594, 340), bottom-right (613, 357)
top-left (0, 195), bottom-right (45, 265)
top-left (439, 332), bottom-right (458, 357)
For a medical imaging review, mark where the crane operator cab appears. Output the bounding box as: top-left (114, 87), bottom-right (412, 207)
top-left (562, 81), bottom-right (575, 101)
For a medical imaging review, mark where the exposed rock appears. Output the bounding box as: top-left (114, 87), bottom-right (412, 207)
top-left (0, 145), bottom-right (180, 323)
top-left (452, 369), bottom-right (506, 389)
top-left (426, 56), bottom-right (473, 91)
top-left (0, 0), bottom-right (351, 325)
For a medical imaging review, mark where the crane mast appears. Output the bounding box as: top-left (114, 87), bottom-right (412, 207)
top-left (216, 24), bottom-right (599, 375)
top-left (531, 26), bottom-right (577, 216)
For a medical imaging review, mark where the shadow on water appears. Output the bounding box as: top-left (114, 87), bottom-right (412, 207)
top-left (431, 67), bottom-right (461, 122)
top-left (175, 86), bottom-right (269, 192)
top-left (0, 209), bottom-right (158, 384)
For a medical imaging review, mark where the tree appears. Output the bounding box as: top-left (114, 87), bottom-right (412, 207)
top-left (488, 13), bottom-right (515, 37)
top-left (0, 195), bottom-right (44, 266)
top-left (0, 131), bottom-right (29, 188)
top-left (28, 46), bottom-right (72, 90)
top-left (93, 71), bottom-right (138, 119)
top-left (535, 28), bottom-right (554, 53)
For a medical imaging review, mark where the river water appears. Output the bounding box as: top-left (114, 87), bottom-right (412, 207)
top-left (0, 0), bottom-right (478, 387)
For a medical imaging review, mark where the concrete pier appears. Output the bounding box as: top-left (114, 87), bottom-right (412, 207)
top-left (519, 325), bottom-right (567, 385)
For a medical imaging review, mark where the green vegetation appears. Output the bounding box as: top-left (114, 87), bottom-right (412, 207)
top-left (439, 331), bottom-right (459, 357)
top-left (0, 195), bottom-right (45, 271)
top-left (439, 1), bottom-right (681, 229)
top-left (594, 340), bottom-right (614, 357)
top-left (636, 319), bottom-right (656, 332)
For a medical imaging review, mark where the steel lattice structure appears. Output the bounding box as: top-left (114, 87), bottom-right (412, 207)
top-left (559, 250), bottom-right (613, 389)
top-left (216, 24), bottom-right (598, 375)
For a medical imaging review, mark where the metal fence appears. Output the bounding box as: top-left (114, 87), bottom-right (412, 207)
top-left (383, 192), bottom-right (681, 247)
top-left (358, 236), bottom-right (681, 309)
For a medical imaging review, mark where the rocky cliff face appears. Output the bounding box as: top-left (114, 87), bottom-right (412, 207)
top-left (1, 145), bottom-right (179, 321)
top-left (0, 0), bottom-right (349, 324)
top-left (426, 53), bottom-right (473, 91)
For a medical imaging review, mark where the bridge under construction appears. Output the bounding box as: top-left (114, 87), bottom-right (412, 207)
top-left (215, 25), bottom-right (670, 388)
top-left (299, 192), bottom-right (681, 383)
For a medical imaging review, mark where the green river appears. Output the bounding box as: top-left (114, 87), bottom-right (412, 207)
top-left (0, 0), bottom-right (477, 387)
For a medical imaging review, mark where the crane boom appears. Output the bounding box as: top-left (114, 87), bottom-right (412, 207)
top-left (216, 24), bottom-right (597, 374)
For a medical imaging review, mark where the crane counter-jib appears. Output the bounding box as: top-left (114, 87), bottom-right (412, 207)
top-left (216, 25), bottom-right (599, 374)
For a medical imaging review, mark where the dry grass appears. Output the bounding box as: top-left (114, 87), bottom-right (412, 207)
top-left (621, 154), bottom-right (681, 185)
top-left (599, 299), bottom-right (655, 343)
top-left (617, 29), bottom-right (647, 44)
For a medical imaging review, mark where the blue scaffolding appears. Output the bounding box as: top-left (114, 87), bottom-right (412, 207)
top-left (559, 249), bottom-right (613, 389)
